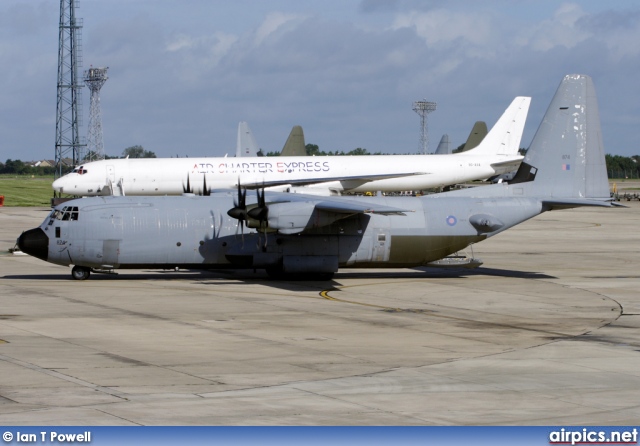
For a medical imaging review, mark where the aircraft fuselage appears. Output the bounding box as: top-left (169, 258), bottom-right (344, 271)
top-left (51, 154), bottom-right (521, 196)
top-left (22, 193), bottom-right (542, 276)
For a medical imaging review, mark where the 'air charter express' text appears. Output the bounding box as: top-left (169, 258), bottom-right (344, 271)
top-left (192, 161), bottom-right (331, 175)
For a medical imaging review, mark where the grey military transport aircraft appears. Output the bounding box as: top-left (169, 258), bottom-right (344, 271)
top-left (18, 75), bottom-right (613, 281)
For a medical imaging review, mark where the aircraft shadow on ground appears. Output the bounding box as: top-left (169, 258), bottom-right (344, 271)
top-left (2, 267), bottom-right (555, 291)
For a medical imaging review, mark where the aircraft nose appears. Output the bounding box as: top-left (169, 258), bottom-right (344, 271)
top-left (17, 228), bottom-right (49, 261)
top-left (52, 177), bottom-right (64, 193)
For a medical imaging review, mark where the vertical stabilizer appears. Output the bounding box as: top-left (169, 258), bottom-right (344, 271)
top-left (460, 121), bottom-right (488, 152)
top-left (236, 121), bottom-right (259, 157)
top-left (464, 96), bottom-right (530, 157)
top-left (512, 75), bottom-right (609, 199)
top-left (281, 125), bottom-right (307, 156)
top-left (434, 134), bottom-right (451, 154)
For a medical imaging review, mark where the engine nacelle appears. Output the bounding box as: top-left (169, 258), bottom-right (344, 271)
top-left (267, 202), bottom-right (349, 234)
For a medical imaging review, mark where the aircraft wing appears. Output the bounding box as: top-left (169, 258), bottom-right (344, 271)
top-left (314, 199), bottom-right (413, 215)
top-left (233, 191), bottom-right (414, 234)
top-left (240, 171), bottom-right (428, 189)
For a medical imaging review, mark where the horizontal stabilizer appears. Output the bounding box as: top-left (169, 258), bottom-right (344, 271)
top-left (489, 157), bottom-right (523, 173)
top-left (541, 199), bottom-right (612, 211)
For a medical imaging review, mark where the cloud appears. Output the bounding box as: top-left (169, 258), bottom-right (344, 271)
top-left (577, 8), bottom-right (640, 59)
top-left (1, 1), bottom-right (639, 161)
top-left (254, 12), bottom-right (308, 46)
top-left (391, 9), bottom-right (494, 48)
top-left (519, 3), bottom-right (590, 51)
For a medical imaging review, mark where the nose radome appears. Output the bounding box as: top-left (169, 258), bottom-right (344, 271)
top-left (52, 178), bottom-right (64, 193)
top-left (17, 228), bottom-right (49, 261)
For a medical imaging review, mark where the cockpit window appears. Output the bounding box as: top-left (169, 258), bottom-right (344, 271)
top-left (51, 206), bottom-right (79, 221)
top-left (72, 166), bottom-right (88, 175)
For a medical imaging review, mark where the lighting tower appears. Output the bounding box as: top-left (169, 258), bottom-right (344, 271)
top-left (84, 67), bottom-right (109, 161)
top-left (412, 99), bottom-right (437, 154)
top-left (55, 0), bottom-right (85, 178)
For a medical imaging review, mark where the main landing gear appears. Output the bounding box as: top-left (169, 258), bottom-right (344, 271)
top-left (71, 265), bottom-right (91, 280)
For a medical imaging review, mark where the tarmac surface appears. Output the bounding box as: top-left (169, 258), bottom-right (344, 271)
top-left (0, 198), bottom-right (639, 425)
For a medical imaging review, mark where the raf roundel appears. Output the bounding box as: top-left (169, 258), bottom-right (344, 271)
top-left (446, 215), bottom-right (457, 226)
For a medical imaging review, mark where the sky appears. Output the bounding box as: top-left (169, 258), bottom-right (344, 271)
top-left (1, 0), bottom-right (639, 162)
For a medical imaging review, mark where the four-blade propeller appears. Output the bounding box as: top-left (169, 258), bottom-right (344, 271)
top-left (226, 182), bottom-right (270, 248)
top-left (227, 183), bottom-right (248, 235)
top-left (247, 187), bottom-right (269, 229)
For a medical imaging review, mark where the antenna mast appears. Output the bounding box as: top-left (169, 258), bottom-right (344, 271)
top-left (55, 0), bottom-right (85, 178)
top-left (84, 67), bottom-right (109, 161)
top-left (412, 100), bottom-right (437, 154)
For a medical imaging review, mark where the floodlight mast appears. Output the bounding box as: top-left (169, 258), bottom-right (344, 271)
top-left (84, 67), bottom-right (109, 161)
top-left (412, 100), bottom-right (437, 154)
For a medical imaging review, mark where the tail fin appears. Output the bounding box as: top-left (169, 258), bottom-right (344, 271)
top-left (460, 121), bottom-right (488, 152)
top-left (464, 96), bottom-right (530, 157)
top-left (434, 134), bottom-right (451, 154)
top-left (281, 125), bottom-right (307, 156)
top-left (511, 74), bottom-right (609, 200)
top-left (236, 121), bottom-right (259, 157)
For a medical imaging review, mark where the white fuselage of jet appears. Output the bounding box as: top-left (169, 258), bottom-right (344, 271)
top-left (52, 97), bottom-right (530, 197)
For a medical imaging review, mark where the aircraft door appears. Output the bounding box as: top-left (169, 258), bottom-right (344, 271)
top-left (372, 230), bottom-right (390, 262)
top-left (102, 239), bottom-right (120, 267)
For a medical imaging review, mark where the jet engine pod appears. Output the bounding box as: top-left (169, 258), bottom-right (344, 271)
top-left (469, 214), bottom-right (504, 233)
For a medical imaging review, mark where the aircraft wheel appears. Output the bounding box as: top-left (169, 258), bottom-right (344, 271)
top-left (71, 265), bottom-right (91, 280)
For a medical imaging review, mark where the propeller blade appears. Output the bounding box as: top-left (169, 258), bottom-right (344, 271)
top-left (247, 188), bottom-right (268, 222)
top-left (183, 174), bottom-right (191, 194)
top-left (227, 180), bottom-right (249, 242)
top-left (202, 175), bottom-right (210, 196)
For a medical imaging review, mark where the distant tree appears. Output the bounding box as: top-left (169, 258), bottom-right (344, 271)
top-left (305, 144), bottom-right (321, 156)
top-left (348, 148), bottom-right (370, 156)
top-left (606, 154), bottom-right (639, 179)
top-left (122, 145), bottom-right (156, 158)
top-left (2, 159), bottom-right (28, 174)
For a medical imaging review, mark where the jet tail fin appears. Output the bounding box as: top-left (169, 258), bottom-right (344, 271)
top-left (464, 96), bottom-right (530, 157)
top-left (460, 121), bottom-right (488, 152)
top-left (434, 134), bottom-right (451, 154)
top-left (511, 74), bottom-right (610, 200)
top-left (236, 121), bottom-right (259, 157)
top-left (281, 125), bottom-right (307, 156)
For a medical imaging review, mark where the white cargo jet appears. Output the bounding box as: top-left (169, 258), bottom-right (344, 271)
top-left (52, 97), bottom-right (530, 197)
